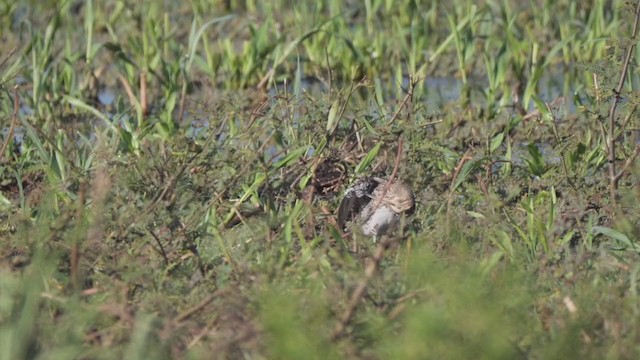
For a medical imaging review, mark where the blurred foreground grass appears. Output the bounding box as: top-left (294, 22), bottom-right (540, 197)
top-left (1, 0), bottom-right (640, 359)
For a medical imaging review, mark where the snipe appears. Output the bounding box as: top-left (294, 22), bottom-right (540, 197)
top-left (337, 176), bottom-right (415, 238)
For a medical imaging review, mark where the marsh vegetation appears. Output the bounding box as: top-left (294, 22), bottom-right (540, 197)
top-left (2, 0), bottom-right (640, 358)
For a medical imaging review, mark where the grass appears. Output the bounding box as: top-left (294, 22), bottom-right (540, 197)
top-left (1, 0), bottom-right (640, 358)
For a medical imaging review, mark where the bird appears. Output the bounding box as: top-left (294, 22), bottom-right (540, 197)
top-left (337, 176), bottom-right (415, 239)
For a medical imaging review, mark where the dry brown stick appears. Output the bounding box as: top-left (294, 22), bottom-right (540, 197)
top-left (368, 137), bottom-right (404, 217)
top-left (614, 104), bottom-right (638, 141)
top-left (419, 119), bottom-right (444, 127)
top-left (332, 236), bottom-right (392, 340)
top-left (608, 0), bottom-right (640, 202)
top-left (614, 144), bottom-right (640, 183)
top-left (388, 290), bottom-right (424, 320)
top-left (388, 76), bottom-right (416, 126)
top-left (248, 95), bottom-right (269, 128)
top-left (146, 226), bottom-right (170, 266)
top-left (332, 138), bottom-right (405, 340)
top-left (186, 316), bottom-right (219, 349)
top-left (365, 74), bottom-right (414, 209)
top-left (117, 73), bottom-right (138, 109)
top-left (389, 137), bottom-right (404, 182)
top-left (0, 46), bottom-right (16, 69)
top-left (173, 289), bottom-right (226, 324)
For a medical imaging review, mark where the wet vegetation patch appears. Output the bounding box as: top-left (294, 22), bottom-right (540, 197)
top-left (1, 0), bottom-right (640, 358)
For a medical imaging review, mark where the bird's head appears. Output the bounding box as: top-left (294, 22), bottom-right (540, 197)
top-left (385, 181), bottom-right (415, 214)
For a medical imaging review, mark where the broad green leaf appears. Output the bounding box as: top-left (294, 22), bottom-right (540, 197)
top-left (326, 98), bottom-right (341, 134)
top-left (490, 133), bottom-right (504, 153)
top-left (531, 94), bottom-right (551, 121)
top-left (355, 143), bottom-right (381, 174)
top-left (467, 211), bottom-right (485, 219)
top-left (492, 229), bottom-right (514, 260)
top-left (273, 146), bottom-right (308, 169)
top-left (186, 15), bottom-right (235, 72)
top-left (524, 143), bottom-right (547, 177)
top-left (453, 159), bottom-right (480, 192)
top-left (592, 226), bottom-right (637, 250)
top-left (65, 96), bottom-right (117, 133)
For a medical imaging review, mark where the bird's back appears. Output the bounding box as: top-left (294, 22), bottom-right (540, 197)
top-left (337, 176), bottom-right (378, 230)
top-left (337, 176), bottom-right (415, 233)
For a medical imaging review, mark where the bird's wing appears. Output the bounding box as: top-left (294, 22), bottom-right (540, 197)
top-left (337, 177), bottom-right (377, 229)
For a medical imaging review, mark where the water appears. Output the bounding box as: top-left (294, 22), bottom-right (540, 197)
top-left (98, 88), bottom-right (116, 106)
top-left (2, 69), bottom-right (573, 168)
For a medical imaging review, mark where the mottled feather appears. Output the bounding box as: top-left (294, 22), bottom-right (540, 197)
top-left (337, 176), bottom-right (377, 229)
top-left (337, 176), bottom-right (415, 237)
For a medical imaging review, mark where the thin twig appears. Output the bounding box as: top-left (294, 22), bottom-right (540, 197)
top-left (388, 289), bottom-right (426, 320)
top-left (614, 144), bottom-right (640, 183)
top-left (332, 236), bottom-right (393, 340)
top-left (0, 85), bottom-right (19, 163)
top-left (173, 290), bottom-right (226, 324)
top-left (331, 137), bottom-right (404, 340)
top-left (187, 316), bottom-right (219, 349)
top-left (419, 119), bottom-right (444, 127)
top-left (613, 105), bottom-right (638, 143)
top-left (115, 127), bottom-right (217, 241)
top-left (389, 137), bottom-right (403, 181)
top-left (388, 76), bottom-right (417, 126)
top-left (147, 226), bottom-right (170, 266)
top-left (0, 46), bottom-right (16, 69)
top-left (608, 0), bottom-right (640, 202)
top-left (369, 137), bottom-right (404, 213)
top-left (328, 78), bottom-right (367, 138)
top-left (117, 73), bottom-right (138, 109)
